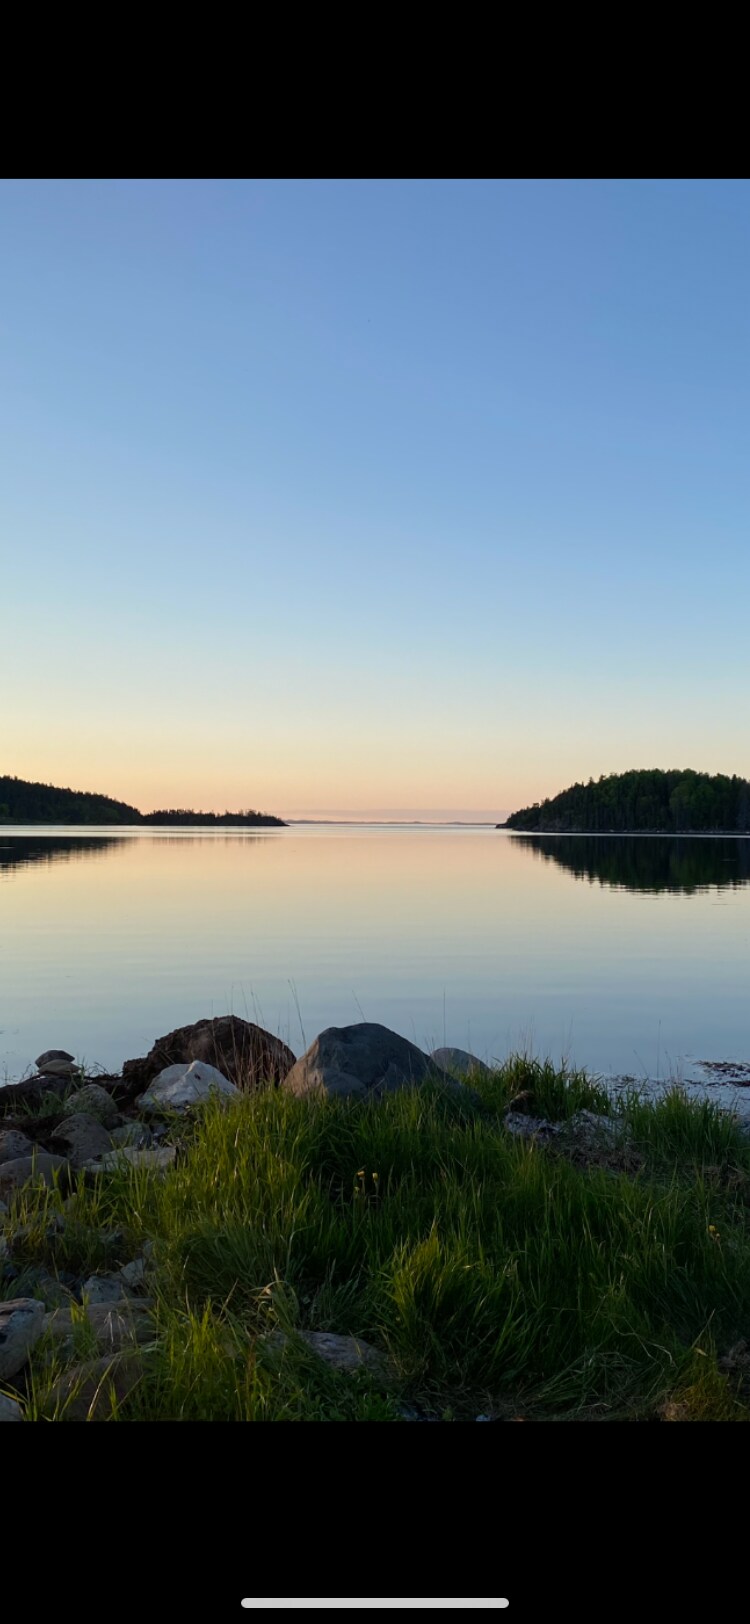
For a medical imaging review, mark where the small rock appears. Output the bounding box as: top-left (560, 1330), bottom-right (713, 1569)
top-left (430, 1046), bottom-right (493, 1079)
top-left (109, 1122), bottom-right (152, 1149)
top-left (559, 1110), bottom-right (629, 1146)
top-left (119, 1258), bottom-right (147, 1291)
top-left (44, 1301), bottom-right (154, 1354)
top-left (62, 1084), bottom-right (119, 1127)
top-left (99, 1229), bottom-right (127, 1250)
top-left (45, 1352), bottom-right (143, 1420)
top-left (0, 1394), bottom-right (23, 1421)
top-left (35, 1049), bottom-right (75, 1072)
top-left (265, 1329), bottom-right (394, 1384)
top-left (0, 1153), bottom-right (69, 1200)
top-left (14, 1270), bottom-right (75, 1308)
top-left (50, 1114), bottom-right (114, 1168)
top-left (82, 1274), bottom-right (128, 1305)
top-left (0, 1131), bottom-right (35, 1166)
top-left (84, 1146), bottom-right (177, 1174)
top-left (138, 1060), bottom-right (237, 1115)
top-left (0, 1298), bottom-right (46, 1379)
top-left (503, 1112), bottom-right (556, 1140)
top-left (38, 1063), bottom-right (80, 1080)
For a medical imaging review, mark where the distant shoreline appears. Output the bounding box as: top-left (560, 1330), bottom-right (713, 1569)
top-left (0, 774), bottom-right (286, 827)
top-left (0, 819), bottom-right (500, 832)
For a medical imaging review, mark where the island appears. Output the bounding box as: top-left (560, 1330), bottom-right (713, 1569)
top-left (0, 774), bottom-right (287, 827)
top-left (499, 769), bottom-right (750, 834)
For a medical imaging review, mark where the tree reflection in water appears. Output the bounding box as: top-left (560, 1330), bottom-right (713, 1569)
top-left (512, 834), bottom-right (750, 894)
top-left (0, 837), bottom-right (125, 876)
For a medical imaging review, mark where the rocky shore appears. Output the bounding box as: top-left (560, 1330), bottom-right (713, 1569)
top-left (3, 1017), bottom-right (750, 1423)
top-left (0, 1018), bottom-right (492, 1420)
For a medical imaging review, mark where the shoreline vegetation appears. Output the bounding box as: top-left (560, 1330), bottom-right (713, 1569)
top-left (3, 1017), bottom-right (750, 1423)
top-left (500, 768), bottom-right (750, 834)
top-left (0, 774), bottom-right (286, 827)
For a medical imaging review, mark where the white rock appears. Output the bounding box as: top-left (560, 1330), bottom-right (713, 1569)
top-left (0, 1298), bottom-right (46, 1380)
top-left (139, 1059), bottom-right (237, 1114)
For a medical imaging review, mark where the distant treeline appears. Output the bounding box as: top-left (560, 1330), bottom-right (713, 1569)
top-left (141, 809), bottom-right (286, 826)
top-left (0, 775), bottom-right (286, 827)
top-left (502, 770), bottom-right (750, 833)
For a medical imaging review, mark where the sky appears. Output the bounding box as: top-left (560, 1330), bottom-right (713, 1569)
top-left (2, 178), bottom-right (748, 819)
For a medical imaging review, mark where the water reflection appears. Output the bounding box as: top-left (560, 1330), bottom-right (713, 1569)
top-left (0, 836), bottom-right (125, 876)
top-left (511, 834), bottom-right (750, 893)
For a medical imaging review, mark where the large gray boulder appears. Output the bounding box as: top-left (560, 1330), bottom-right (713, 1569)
top-left (122, 1014), bottom-right (296, 1096)
top-left (281, 1022), bottom-right (469, 1102)
top-left (0, 1298), bottom-right (46, 1380)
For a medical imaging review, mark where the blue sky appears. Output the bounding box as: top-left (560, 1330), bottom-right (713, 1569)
top-left (2, 179), bottom-right (748, 816)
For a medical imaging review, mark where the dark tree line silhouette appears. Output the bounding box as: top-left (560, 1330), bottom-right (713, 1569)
top-left (141, 809), bottom-right (286, 826)
top-left (502, 770), bottom-right (750, 834)
top-left (0, 775), bottom-right (286, 827)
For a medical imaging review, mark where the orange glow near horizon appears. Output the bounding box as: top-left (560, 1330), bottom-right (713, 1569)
top-left (5, 720), bottom-right (749, 823)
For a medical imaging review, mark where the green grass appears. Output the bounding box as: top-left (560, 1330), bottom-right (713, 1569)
top-left (4, 1057), bottom-right (750, 1420)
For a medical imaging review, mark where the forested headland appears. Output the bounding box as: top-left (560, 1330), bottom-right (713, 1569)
top-left (0, 775), bottom-right (286, 826)
top-left (501, 769), bottom-right (750, 833)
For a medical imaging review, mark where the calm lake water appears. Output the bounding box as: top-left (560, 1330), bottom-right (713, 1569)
top-left (1, 825), bottom-right (749, 1094)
